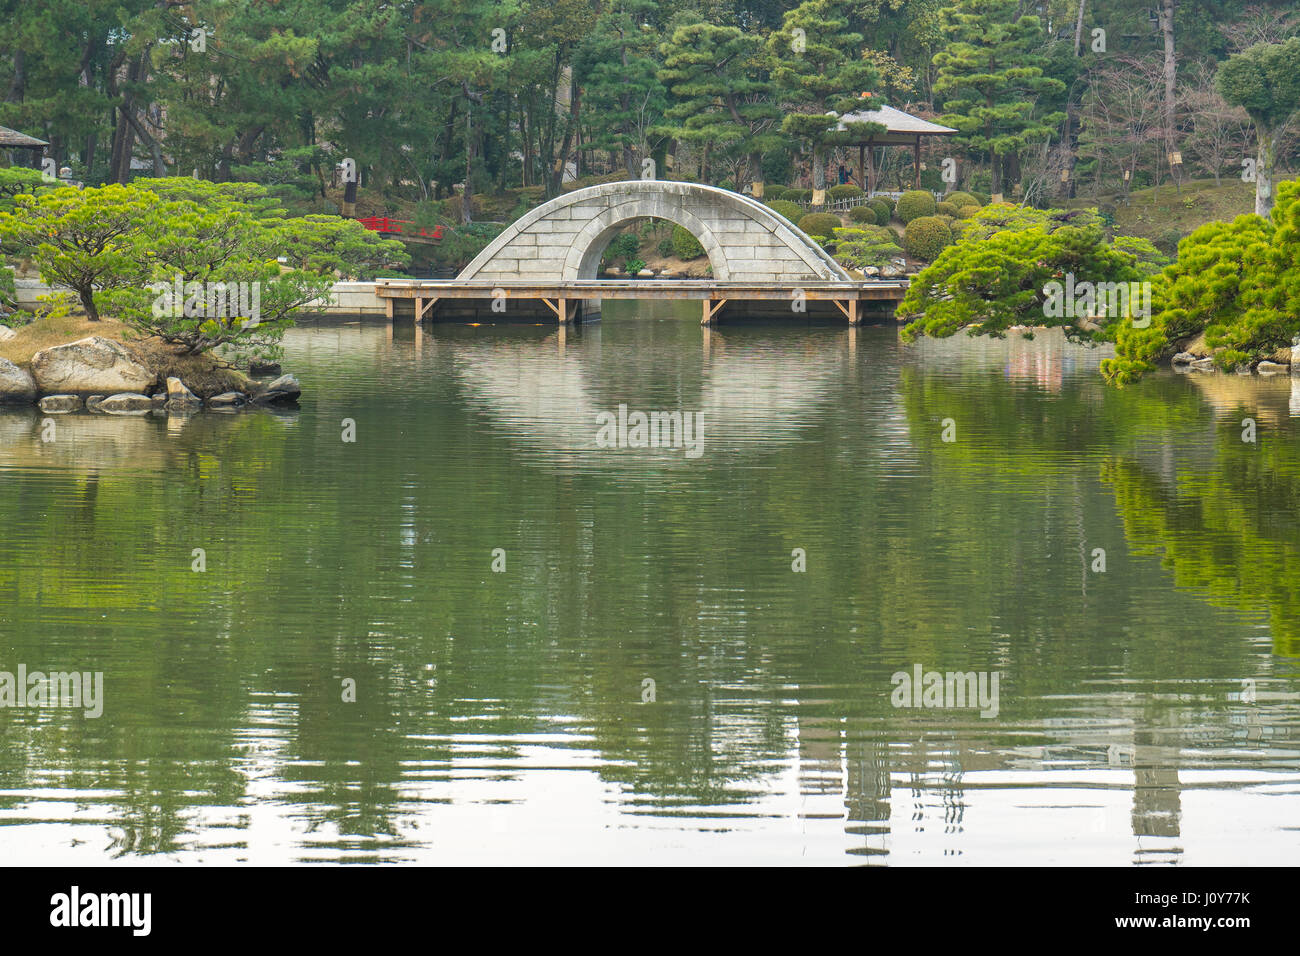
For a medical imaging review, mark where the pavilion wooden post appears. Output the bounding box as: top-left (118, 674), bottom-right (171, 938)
top-left (857, 145), bottom-right (865, 190)
top-left (866, 143), bottom-right (876, 195)
top-left (913, 135), bottom-right (921, 189)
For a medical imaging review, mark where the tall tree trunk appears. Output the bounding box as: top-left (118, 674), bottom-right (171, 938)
top-left (548, 77), bottom-right (580, 196)
top-left (462, 93), bottom-right (475, 225)
top-left (1159, 0), bottom-right (1178, 182)
top-left (5, 48), bottom-right (25, 102)
top-left (1256, 130), bottom-right (1276, 217)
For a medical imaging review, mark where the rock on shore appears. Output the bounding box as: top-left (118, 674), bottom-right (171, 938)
top-left (0, 358), bottom-right (37, 403)
top-left (30, 336), bottom-right (154, 395)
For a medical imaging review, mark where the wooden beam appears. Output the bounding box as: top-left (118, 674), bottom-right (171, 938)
top-left (701, 298), bottom-right (727, 325)
top-left (543, 297), bottom-right (571, 323)
top-left (416, 297), bottom-right (437, 321)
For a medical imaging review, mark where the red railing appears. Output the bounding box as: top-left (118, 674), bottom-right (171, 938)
top-left (357, 216), bottom-right (444, 241)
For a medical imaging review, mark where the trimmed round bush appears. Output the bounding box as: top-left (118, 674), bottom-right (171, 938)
top-left (957, 204), bottom-right (981, 219)
top-left (765, 199), bottom-right (803, 222)
top-left (828, 183), bottom-right (865, 200)
top-left (671, 224), bottom-right (705, 260)
top-left (972, 191), bottom-right (992, 206)
top-left (903, 215), bottom-right (953, 261)
top-left (848, 204), bottom-right (878, 224)
top-left (786, 187), bottom-right (813, 203)
top-left (945, 190), bottom-right (979, 209)
top-left (605, 232), bottom-right (640, 263)
top-left (763, 185), bottom-right (788, 201)
top-left (797, 212), bottom-right (843, 239)
top-left (896, 190), bottom-right (936, 224)
top-left (867, 199), bottom-right (892, 224)
top-left (936, 201), bottom-right (959, 217)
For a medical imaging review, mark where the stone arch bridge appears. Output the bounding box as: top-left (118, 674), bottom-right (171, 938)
top-left (374, 181), bottom-right (905, 324)
top-left (459, 180), bottom-right (849, 284)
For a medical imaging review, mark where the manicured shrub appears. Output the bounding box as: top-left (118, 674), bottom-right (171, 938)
top-left (786, 187), bottom-right (813, 203)
top-left (972, 191), bottom-right (992, 205)
top-left (848, 204), bottom-right (878, 224)
top-left (867, 199), bottom-right (893, 224)
top-left (896, 190), bottom-right (936, 224)
top-left (903, 215), bottom-right (953, 261)
top-left (765, 199), bottom-right (803, 222)
top-left (671, 224), bottom-right (705, 260)
top-left (936, 201), bottom-right (959, 217)
top-left (797, 212), bottom-right (843, 239)
top-left (944, 190), bottom-right (980, 209)
top-left (833, 225), bottom-right (904, 269)
top-left (957, 204), bottom-right (981, 219)
top-left (828, 183), bottom-right (865, 200)
top-left (606, 232), bottom-right (640, 262)
top-left (763, 186), bottom-right (788, 201)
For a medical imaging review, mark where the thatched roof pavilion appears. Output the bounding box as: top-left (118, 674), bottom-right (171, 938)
top-left (834, 104), bottom-right (956, 193)
top-left (0, 125), bottom-right (49, 169)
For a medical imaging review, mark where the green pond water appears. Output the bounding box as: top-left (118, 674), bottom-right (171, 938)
top-left (1, 302), bottom-right (1298, 864)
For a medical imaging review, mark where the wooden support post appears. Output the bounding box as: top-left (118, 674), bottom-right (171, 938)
top-left (385, 296), bottom-right (394, 320)
top-left (416, 297), bottom-right (437, 322)
top-left (913, 136), bottom-right (921, 189)
top-left (857, 145), bottom-right (865, 190)
top-left (866, 143), bottom-right (876, 195)
top-left (543, 298), bottom-right (572, 324)
top-left (701, 298), bottom-right (726, 326)
top-left (831, 298), bottom-right (862, 325)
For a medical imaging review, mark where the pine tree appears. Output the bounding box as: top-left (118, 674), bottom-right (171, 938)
top-left (767, 0), bottom-right (880, 198)
top-left (932, 0), bottom-right (1065, 195)
top-left (656, 22), bottom-right (781, 191)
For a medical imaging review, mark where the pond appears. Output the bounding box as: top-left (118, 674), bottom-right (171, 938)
top-left (1, 303), bottom-right (1297, 864)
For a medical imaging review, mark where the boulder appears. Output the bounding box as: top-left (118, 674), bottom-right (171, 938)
top-left (252, 374), bottom-right (300, 405)
top-left (0, 358), bottom-right (36, 403)
top-left (97, 393), bottom-right (155, 414)
top-left (1257, 361), bottom-right (1289, 374)
top-left (1171, 352), bottom-right (1196, 365)
top-left (85, 394), bottom-right (107, 411)
top-left (1189, 357), bottom-right (1216, 371)
top-left (165, 377), bottom-right (202, 410)
top-left (38, 394), bottom-right (82, 413)
top-left (863, 266), bottom-right (881, 277)
top-left (30, 336), bottom-right (154, 395)
top-left (207, 392), bottom-right (246, 410)
top-left (249, 360), bottom-right (281, 377)
top-left (637, 269), bottom-right (655, 278)
top-left (0, 325), bottom-right (16, 342)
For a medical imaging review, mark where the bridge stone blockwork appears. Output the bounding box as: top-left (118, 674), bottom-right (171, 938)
top-left (458, 181), bottom-right (849, 283)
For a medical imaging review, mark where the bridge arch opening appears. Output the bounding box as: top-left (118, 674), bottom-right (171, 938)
top-left (575, 214), bottom-right (723, 281)
top-left (566, 201), bottom-right (729, 282)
